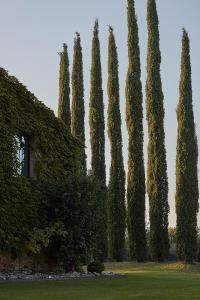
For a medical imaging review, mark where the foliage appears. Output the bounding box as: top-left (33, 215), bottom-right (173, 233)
top-left (87, 261), bottom-right (105, 274)
top-left (36, 175), bottom-right (103, 271)
top-left (58, 43), bottom-right (71, 130)
top-left (146, 0), bottom-right (169, 261)
top-left (89, 20), bottom-right (106, 184)
top-left (196, 229), bottom-right (200, 262)
top-left (89, 20), bottom-right (108, 260)
top-left (26, 223), bottom-right (64, 255)
top-left (71, 33), bottom-right (86, 174)
top-left (0, 68), bottom-right (81, 255)
top-left (91, 181), bottom-right (108, 262)
top-left (176, 30), bottom-right (199, 263)
top-left (107, 26), bottom-right (126, 261)
top-left (125, 0), bottom-right (146, 262)
top-left (0, 178), bottom-right (40, 255)
top-left (168, 227), bottom-right (176, 246)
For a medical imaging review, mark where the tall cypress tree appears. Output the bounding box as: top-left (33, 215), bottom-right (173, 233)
top-left (89, 20), bottom-right (106, 183)
top-left (176, 29), bottom-right (199, 263)
top-left (125, 0), bottom-right (146, 262)
top-left (58, 43), bottom-right (71, 130)
top-left (107, 26), bottom-right (126, 261)
top-left (89, 20), bottom-right (107, 260)
top-left (146, 0), bottom-right (169, 261)
top-left (71, 33), bottom-right (86, 174)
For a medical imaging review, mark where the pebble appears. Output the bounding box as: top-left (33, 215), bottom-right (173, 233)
top-left (0, 270), bottom-right (124, 282)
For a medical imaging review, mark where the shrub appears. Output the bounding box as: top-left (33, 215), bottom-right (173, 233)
top-left (87, 261), bottom-right (105, 274)
top-left (36, 175), bottom-right (102, 271)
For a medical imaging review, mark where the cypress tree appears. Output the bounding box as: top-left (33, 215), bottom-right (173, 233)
top-left (71, 33), bottom-right (86, 174)
top-left (107, 26), bottom-right (126, 261)
top-left (125, 0), bottom-right (146, 262)
top-left (89, 20), bottom-right (107, 260)
top-left (89, 20), bottom-right (106, 183)
top-left (58, 43), bottom-right (71, 130)
top-left (146, 0), bottom-right (169, 261)
top-left (176, 29), bottom-right (199, 263)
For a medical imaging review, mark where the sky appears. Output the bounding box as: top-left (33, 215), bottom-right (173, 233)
top-left (0, 0), bottom-right (199, 227)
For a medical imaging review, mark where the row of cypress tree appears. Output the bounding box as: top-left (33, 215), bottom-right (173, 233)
top-left (57, 0), bottom-right (199, 263)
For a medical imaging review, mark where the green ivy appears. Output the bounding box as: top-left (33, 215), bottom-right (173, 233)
top-left (0, 68), bottom-right (81, 255)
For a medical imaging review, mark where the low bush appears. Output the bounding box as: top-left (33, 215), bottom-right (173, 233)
top-left (87, 261), bottom-right (105, 274)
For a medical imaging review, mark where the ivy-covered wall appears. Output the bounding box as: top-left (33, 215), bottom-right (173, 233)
top-left (0, 68), bottom-right (81, 256)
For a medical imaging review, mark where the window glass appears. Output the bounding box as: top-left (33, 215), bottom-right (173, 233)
top-left (15, 135), bottom-right (30, 177)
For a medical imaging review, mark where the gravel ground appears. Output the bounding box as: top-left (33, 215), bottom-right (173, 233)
top-left (0, 270), bottom-right (125, 282)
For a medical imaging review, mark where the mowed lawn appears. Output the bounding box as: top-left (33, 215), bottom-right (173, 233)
top-left (1, 262), bottom-right (200, 300)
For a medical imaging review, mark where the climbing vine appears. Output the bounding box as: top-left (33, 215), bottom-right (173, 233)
top-left (0, 68), bottom-right (81, 255)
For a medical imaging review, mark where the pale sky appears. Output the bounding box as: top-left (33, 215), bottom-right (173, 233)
top-left (0, 0), bottom-right (200, 226)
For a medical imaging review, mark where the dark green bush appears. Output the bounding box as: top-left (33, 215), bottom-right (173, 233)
top-left (87, 261), bottom-right (105, 274)
top-left (36, 175), bottom-right (102, 271)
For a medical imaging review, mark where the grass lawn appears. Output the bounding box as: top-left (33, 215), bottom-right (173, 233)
top-left (1, 262), bottom-right (200, 300)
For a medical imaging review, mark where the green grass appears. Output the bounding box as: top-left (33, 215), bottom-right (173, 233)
top-left (1, 262), bottom-right (200, 300)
